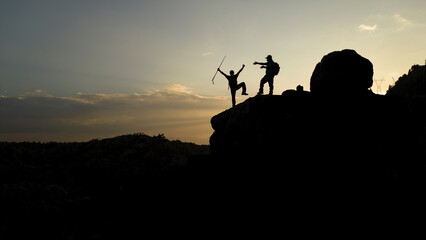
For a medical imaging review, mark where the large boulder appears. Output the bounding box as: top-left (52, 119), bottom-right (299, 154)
top-left (310, 49), bottom-right (373, 95)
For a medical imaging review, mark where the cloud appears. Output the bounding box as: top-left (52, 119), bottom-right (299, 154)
top-left (393, 14), bottom-right (411, 31)
top-left (0, 85), bottom-right (230, 144)
top-left (358, 24), bottom-right (377, 32)
top-left (19, 89), bottom-right (54, 98)
top-left (394, 14), bottom-right (410, 24)
top-left (360, 13), bottom-right (413, 33)
top-left (164, 84), bottom-right (193, 94)
top-left (202, 52), bottom-right (212, 57)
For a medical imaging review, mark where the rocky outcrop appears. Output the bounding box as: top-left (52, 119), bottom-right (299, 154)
top-left (210, 93), bottom-right (313, 158)
top-left (210, 93), bottom-right (408, 158)
top-left (209, 50), bottom-right (426, 196)
top-left (210, 49), bottom-right (390, 159)
top-left (210, 89), bottom-right (426, 197)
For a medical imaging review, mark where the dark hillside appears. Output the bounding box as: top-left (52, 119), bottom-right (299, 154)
top-left (387, 64), bottom-right (426, 131)
top-left (0, 134), bottom-right (209, 239)
top-left (387, 64), bottom-right (426, 96)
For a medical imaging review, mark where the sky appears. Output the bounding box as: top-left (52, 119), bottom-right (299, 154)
top-left (1, 0), bottom-right (426, 144)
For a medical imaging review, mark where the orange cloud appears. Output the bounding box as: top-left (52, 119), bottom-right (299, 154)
top-left (0, 85), bottom-right (230, 144)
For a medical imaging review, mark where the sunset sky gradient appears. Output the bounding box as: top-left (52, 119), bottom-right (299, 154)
top-left (1, 0), bottom-right (426, 144)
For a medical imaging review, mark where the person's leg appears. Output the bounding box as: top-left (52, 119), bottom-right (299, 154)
top-left (231, 90), bottom-right (236, 107)
top-left (258, 75), bottom-right (268, 95)
top-left (236, 82), bottom-right (248, 95)
top-left (268, 76), bottom-right (274, 95)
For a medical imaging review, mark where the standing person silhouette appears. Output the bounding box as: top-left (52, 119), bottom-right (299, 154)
top-left (218, 64), bottom-right (248, 107)
top-left (254, 55), bottom-right (277, 95)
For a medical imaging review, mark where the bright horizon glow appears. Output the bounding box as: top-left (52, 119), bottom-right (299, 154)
top-left (1, 0), bottom-right (426, 144)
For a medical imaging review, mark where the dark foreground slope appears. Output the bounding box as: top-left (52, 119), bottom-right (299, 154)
top-left (2, 95), bottom-right (426, 239)
top-left (0, 134), bottom-right (210, 239)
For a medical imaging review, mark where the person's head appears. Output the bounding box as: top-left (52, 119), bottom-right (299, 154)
top-left (266, 55), bottom-right (273, 62)
top-left (230, 70), bottom-right (235, 76)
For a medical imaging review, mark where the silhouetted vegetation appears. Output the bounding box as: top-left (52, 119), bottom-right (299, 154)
top-left (0, 133), bottom-right (208, 239)
top-left (387, 65), bottom-right (426, 96)
top-left (386, 65), bottom-right (426, 133)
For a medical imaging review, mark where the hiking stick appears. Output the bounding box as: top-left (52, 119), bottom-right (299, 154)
top-left (211, 55), bottom-right (226, 85)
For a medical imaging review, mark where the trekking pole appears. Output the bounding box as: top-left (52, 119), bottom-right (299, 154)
top-left (211, 55), bottom-right (226, 85)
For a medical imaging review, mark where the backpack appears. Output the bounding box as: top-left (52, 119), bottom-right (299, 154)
top-left (273, 62), bottom-right (280, 75)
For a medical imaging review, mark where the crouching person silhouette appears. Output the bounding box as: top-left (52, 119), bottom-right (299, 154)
top-left (218, 64), bottom-right (248, 107)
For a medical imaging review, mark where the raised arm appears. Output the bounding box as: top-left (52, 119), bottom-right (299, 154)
top-left (218, 68), bottom-right (227, 77)
top-left (236, 64), bottom-right (245, 75)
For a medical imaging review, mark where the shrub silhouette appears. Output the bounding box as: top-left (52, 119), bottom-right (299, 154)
top-left (387, 65), bottom-right (426, 96)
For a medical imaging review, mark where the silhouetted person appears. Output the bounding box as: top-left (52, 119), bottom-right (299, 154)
top-left (254, 55), bottom-right (279, 95)
top-left (218, 65), bottom-right (248, 107)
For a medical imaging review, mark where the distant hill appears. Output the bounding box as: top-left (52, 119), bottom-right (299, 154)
top-left (1, 133), bottom-right (208, 178)
top-left (387, 64), bottom-right (426, 96)
top-left (0, 133), bottom-right (209, 239)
